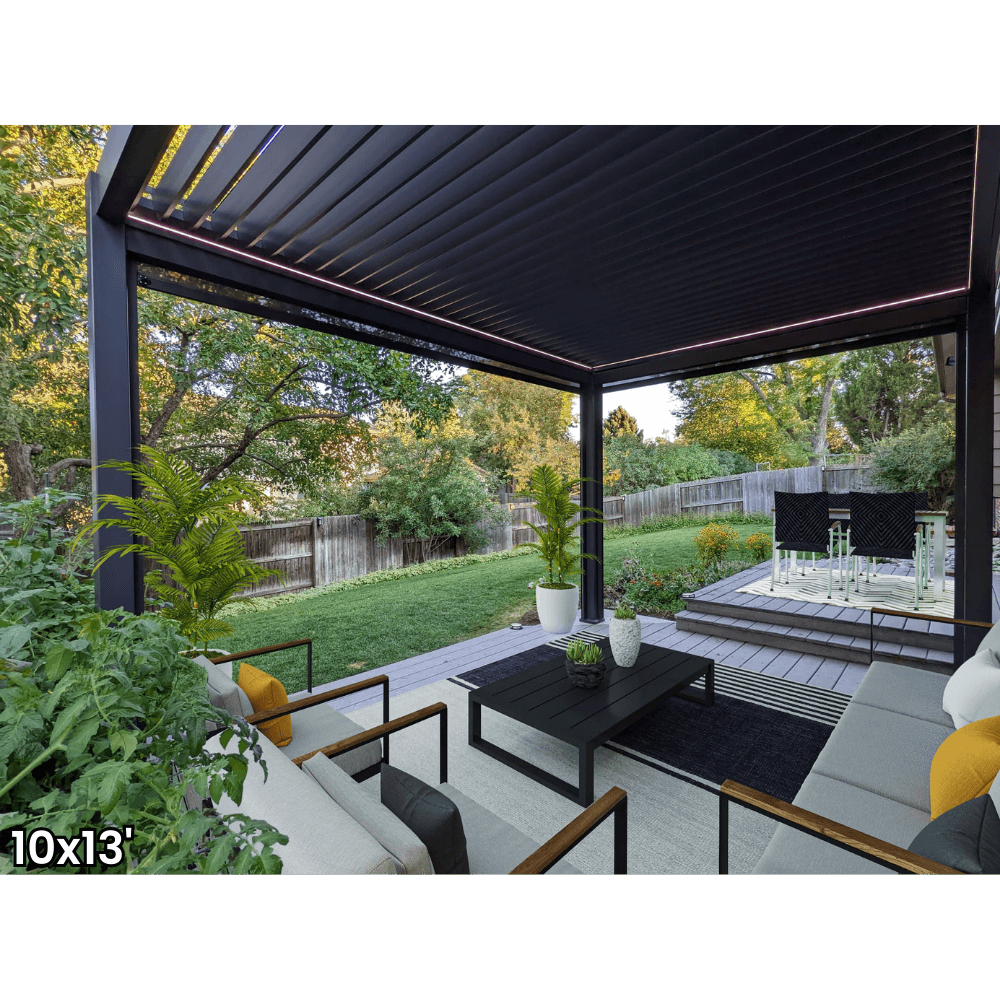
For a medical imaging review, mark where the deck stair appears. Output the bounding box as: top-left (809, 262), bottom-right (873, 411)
top-left (675, 563), bottom-right (960, 672)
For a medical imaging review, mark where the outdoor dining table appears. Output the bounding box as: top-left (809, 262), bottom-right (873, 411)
top-left (826, 507), bottom-right (948, 597)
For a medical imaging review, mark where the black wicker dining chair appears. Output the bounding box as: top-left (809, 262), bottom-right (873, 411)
top-left (770, 491), bottom-right (841, 597)
top-left (844, 491), bottom-right (928, 607)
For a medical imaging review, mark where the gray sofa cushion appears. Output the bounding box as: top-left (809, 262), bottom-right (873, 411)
top-left (809, 701), bottom-right (953, 813)
top-left (853, 660), bottom-right (953, 728)
top-left (973, 618), bottom-right (1000, 659)
top-left (381, 764), bottom-right (470, 874)
top-left (301, 753), bottom-right (431, 874)
top-left (198, 654), bottom-right (253, 718)
top-left (438, 783), bottom-right (580, 874)
top-left (753, 772), bottom-right (932, 875)
top-left (206, 729), bottom-right (396, 874)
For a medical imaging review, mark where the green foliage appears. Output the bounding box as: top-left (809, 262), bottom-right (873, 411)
top-left (833, 340), bottom-right (943, 448)
top-left (566, 638), bottom-right (602, 664)
top-left (612, 599), bottom-right (637, 620)
top-left (743, 532), bottom-right (773, 562)
top-left (603, 436), bottom-right (752, 495)
top-left (344, 407), bottom-right (506, 561)
top-left (603, 406), bottom-right (640, 438)
top-left (610, 544), bottom-right (758, 614)
top-left (74, 447), bottom-right (278, 650)
top-left (516, 464), bottom-right (604, 587)
top-left (0, 505), bottom-right (286, 873)
top-left (605, 510), bottom-right (772, 540)
top-left (455, 371), bottom-right (578, 492)
top-left (137, 289), bottom-right (458, 498)
top-left (869, 422), bottom-right (956, 516)
top-left (694, 523), bottom-right (739, 566)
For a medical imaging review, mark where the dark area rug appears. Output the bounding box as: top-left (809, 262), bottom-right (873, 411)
top-left (453, 640), bottom-right (842, 802)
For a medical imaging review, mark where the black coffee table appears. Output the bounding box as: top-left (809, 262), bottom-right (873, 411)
top-left (468, 638), bottom-right (714, 805)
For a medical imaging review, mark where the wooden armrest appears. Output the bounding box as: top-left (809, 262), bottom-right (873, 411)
top-left (292, 702), bottom-right (448, 784)
top-left (510, 786), bottom-right (628, 874)
top-left (720, 780), bottom-right (962, 875)
top-left (870, 607), bottom-right (993, 629)
top-left (208, 638), bottom-right (311, 665)
top-left (246, 674), bottom-right (389, 725)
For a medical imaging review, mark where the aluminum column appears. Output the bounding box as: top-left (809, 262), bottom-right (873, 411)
top-left (580, 377), bottom-right (604, 623)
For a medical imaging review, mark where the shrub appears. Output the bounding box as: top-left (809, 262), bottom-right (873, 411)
top-left (743, 532), bottom-right (772, 562)
top-left (1, 502), bottom-right (287, 873)
top-left (869, 421), bottom-right (955, 517)
top-left (693, 523), bottom-right (739, 566)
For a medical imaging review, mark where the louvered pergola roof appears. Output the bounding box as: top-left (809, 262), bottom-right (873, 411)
top-left (95, 125), bottom-right (997, 390)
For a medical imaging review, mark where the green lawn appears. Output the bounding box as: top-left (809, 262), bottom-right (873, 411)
top-left (221, 521), bottom-right (769, 692)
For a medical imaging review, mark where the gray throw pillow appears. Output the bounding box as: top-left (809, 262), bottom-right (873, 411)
top-left (380, 763), bottom-right (470, 875)
top-left (907, 794), bottom-right (1000, 874)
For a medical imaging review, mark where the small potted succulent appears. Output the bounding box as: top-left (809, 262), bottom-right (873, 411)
top-left (564, 637), bottom-right (606, 689)
top-left (609, 599), bottom-right (642, 668)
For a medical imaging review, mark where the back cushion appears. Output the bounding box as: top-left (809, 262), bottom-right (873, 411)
top-left (196, 654), bottom-right (253, 718)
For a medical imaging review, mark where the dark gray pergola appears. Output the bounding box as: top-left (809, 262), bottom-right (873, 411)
top-left (87, 126), bottom-right (1000, 661)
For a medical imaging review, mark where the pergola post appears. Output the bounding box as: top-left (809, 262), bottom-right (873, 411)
top-left (579, 378), bottom-right (604, 623)
top-left (86, 175), bottom-right (144, 613)
top-left (954, 126), bottom-right (1000, 663)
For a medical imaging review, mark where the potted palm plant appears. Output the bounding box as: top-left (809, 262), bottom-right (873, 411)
top-left (518, 464), bottom-right (604, 634)
top-left (75, 447), bottom-right (282, 653)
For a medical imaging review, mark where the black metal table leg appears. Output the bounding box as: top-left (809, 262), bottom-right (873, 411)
top-left (579, 745), bottom-right (595, 806)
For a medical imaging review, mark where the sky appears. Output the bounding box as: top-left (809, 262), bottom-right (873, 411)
top-left (584, 384), bottom-right (681, 442)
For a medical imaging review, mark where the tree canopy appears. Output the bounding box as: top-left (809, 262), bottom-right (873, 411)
top-left (456, 371), bottom-right (578, 493)
top-left (603, 405), bottom-right (640, 438)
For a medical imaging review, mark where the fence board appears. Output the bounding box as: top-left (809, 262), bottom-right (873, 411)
top-left (223, 464), bottom-right (876, 598)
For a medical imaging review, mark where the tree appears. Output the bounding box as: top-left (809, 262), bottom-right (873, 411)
top-left (673, 356), bottom-right (843, 467)
top-left (0, 125), bottom-right (103, 501)
top-left (344, 401), bottom-right (505, 562)
top-left (136, 289), bottom-right (458, 496)
top-left (456, 371), bottom-right (578, 493)
top-left (603, 405), bottom-right (640, 438)
top-left (833, 340), bottom-right (943, 448)
top-left (869, 421), bottom-right (956, 515)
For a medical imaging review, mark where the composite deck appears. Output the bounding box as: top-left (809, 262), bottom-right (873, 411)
top-left (297, 558), bottom-right (1000, 714)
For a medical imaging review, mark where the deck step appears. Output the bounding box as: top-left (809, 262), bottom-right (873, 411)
top-left (682, 597), bottom-right (954, 651)
top-left (674, 609), bottom-right (953, 671)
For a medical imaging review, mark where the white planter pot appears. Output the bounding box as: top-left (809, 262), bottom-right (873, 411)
top-left (609, 617), bottom-right (642, 668)
top-left (535, 584), bottom-right (579, 634)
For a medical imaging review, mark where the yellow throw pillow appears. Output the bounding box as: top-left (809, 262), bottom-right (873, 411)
top-left (237, 662), bottom-right (293, 748)
top-left (929, 715), bottom-right (1000, 819)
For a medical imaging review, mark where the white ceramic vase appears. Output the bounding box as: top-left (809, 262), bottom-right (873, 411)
top-left (609, 617), bottom-right (642, 668)
top-left (535, 583), bottom-right (579, 634)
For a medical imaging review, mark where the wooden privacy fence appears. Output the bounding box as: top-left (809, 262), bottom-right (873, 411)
top-left (227, 464), bottom-right (875, 598)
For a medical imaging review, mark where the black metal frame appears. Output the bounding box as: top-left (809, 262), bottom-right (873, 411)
top-left (209, 637), bottom-right (315, 691)
top-left (314, 703), bottom-right (628, 874)
top-left (86, 126), bottom-right (1000, 640)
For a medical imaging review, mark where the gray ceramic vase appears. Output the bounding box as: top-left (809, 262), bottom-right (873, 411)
top-left (609, 617), bottom-right (642, 668)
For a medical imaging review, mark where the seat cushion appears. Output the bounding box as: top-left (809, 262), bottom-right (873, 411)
top-left (238, 662), bottom-right (292, 747)
top-left (929, 715), bottom-right (1000, 819)
top-left (809, 702), bottom-right (953, 812)
top-left (852, 661), bottom-right (953, 728)
top-left (277, 702), bottom-right (382, 778)
top-left (942, 646), bottom-right (1000, 729)
top-left (302, 753), bottom-right (431, 874)
top-left (752, 772), bottom-right (931, 875)
top-left (381, 764), bottom-right (470, 875)
top-left (438, 783), bottom-right (580, 874)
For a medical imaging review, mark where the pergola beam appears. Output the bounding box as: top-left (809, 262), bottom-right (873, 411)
top-left (92, 126), bottom-right (177, 224)
top-left (954, 126), bottom-right (1000, 661)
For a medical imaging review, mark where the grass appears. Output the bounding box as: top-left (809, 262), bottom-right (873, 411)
top-left (220, 517), bottom-right (772, 693)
